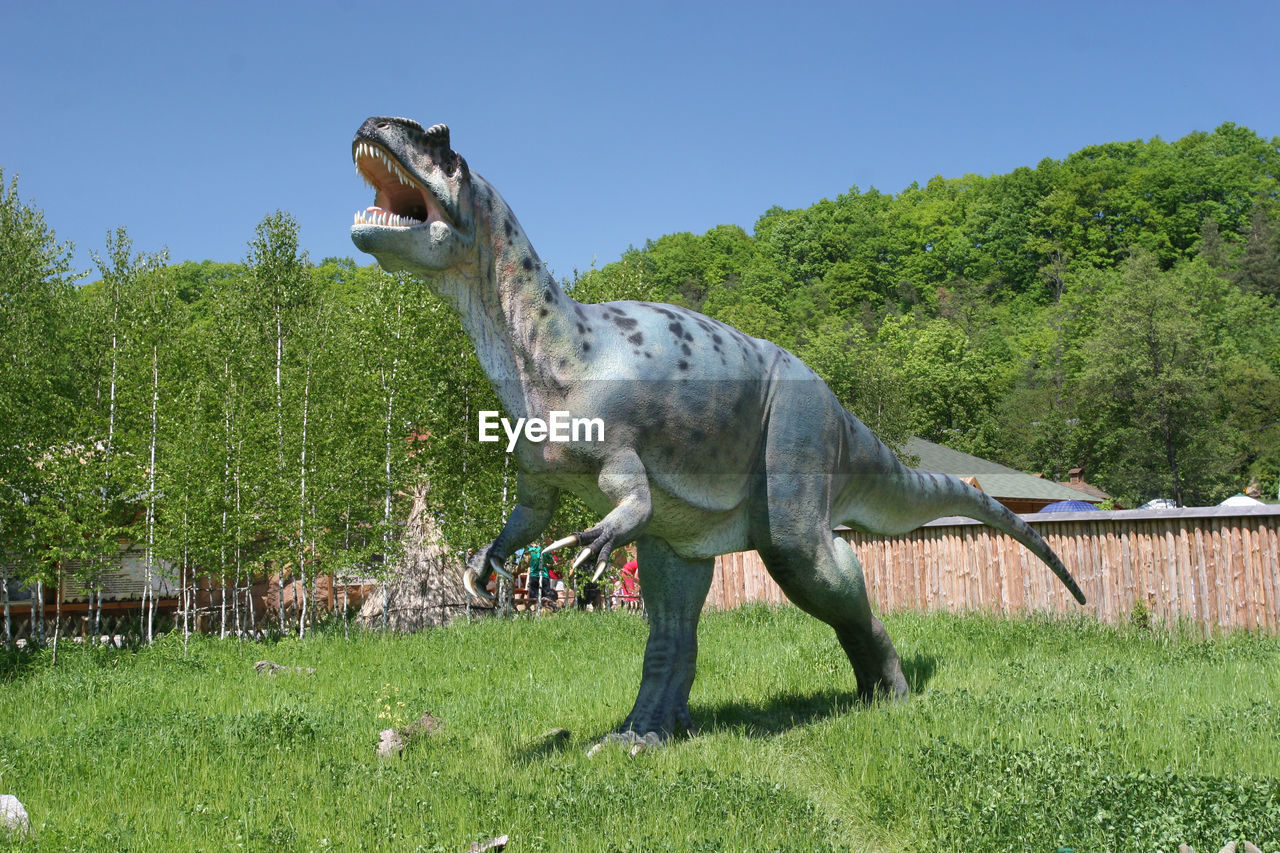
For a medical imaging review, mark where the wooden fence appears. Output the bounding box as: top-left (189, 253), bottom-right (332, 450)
top-left (708, 506), bottom-right (1280, 634)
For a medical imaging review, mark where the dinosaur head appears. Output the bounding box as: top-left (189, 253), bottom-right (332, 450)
top-left (350, 117), bottom-right (476, 274)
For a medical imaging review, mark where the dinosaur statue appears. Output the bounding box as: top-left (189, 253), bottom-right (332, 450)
top-left (349, 117), bottom-right (1087, 744)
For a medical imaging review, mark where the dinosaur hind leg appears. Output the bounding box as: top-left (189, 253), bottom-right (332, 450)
top-left (760, 534), bottom-right (908, 703)
top-left (615, 534), bottom-right (714, 741)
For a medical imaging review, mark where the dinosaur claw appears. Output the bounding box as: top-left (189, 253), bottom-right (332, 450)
top-left (462, 568), bottom-right (495, 602)
top-left (489, 556), bottom-right (511, 581)
top-left (591, 560), bottom-right (609, 583)
top-left (572, 548), bottom-right (594, 572)
top-left (545, 535), bottom-right (579, 554)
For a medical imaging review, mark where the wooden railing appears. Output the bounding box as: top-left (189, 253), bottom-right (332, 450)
top-left (708, 506), bottom-right (1280, 635)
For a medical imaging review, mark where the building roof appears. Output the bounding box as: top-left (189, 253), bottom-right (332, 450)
top-left (902, 437), bottom-right (1099, 504)
top-left (1058, 466), bottom-right (1112, 502)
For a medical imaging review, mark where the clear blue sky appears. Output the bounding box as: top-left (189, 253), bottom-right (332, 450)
top-left (3, 0), bottom-right (1278, 281)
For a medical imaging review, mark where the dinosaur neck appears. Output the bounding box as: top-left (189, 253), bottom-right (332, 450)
top-left (437, 180), bottom-right (581, 418)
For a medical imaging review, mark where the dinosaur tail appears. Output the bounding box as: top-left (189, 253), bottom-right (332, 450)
top-left (838, 452), bottom-right (1087, 605)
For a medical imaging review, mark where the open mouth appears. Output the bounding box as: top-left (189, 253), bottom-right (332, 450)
top-left (352, 141), bottom-right (445, 229)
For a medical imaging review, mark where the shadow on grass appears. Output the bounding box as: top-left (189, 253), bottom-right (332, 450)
top-left (511, 652), bottom-right (940, 756)
top-left (695, 651), bottom-right (939, 737)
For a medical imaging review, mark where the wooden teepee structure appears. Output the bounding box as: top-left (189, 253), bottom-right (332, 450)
top-left (358, 484), bottom-right (476, 630)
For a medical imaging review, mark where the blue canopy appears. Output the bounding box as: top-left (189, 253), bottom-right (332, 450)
top-left (1038, 500), bottom-right (1099, 513)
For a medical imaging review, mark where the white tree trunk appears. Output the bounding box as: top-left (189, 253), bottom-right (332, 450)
top-left (297, 370), bottom-right (310, 638)
top-left (145, 345), bottom-right (158, 643)
top-left (2, 563), bottom-right (11, 651)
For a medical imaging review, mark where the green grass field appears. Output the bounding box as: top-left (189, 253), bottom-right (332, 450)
top-left (2, 607), bottom-right (1278, 852)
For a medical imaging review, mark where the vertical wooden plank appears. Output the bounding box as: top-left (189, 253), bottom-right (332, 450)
top-left (1231, 522), bottom-right (1246, 631)
top-left (934, 528), bottom-right (946, 611)
top-left (1152, 520), bottom-right (1168, 623)
top-left (1253, 520), bottom-right (1268, 631)
top-left (1260, 519), bottom-right (1278, 632)
top-left (1218, 519), bottom-right (1231, 634)
top-left (1174, 519), bottom-right (1192, 626)
top-left (939, 528), bottom-right (951, 612)
top-left (1160, 521), bottom-right (1176, 626)
top-left (1022, 523), bottom-right (1035, 617)
top-left (1084, 520), bottom-right (1102, 624)
top-left (1074, 523), bottom-right (1090, 617)
top-left (1242, 521), bottom-right (1260, 631)
top-left (1119, 523), bottom-right (1135, 620)
top-left (1204, 519), bottom-right (1219, 637)
top-left (1006, 524), bottom-right (1022, 615)
top-left (1192, 522), bottom-right (1213, 636)
top-left (951, 527), bottom-right (962, 612)
top-left (1102, 519), bottom-right (1119, 625)
top-left (1264, 519), bottom-right (1280, 632)
top-left (1231, 522), bottom-right (1247, 631)
top-left (1244, 520), bottom-right (1261, 631)
top-left (904, 531), bottom-right (917, 612)
top-left (994, 523), bottom-right (1008, 615)
top-left (1141, 519), bottom-right (1155, 621)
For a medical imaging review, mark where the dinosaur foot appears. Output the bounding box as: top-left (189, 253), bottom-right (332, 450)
top-left (585, 730), bottom-right (665, 759)
top-left (462, 553), bottom-right (512, 602)
top-left (588, 698), bottom-right (698, 757)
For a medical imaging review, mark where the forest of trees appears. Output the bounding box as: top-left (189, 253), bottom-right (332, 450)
top-left (2, 122), bottom-right (1279, 642)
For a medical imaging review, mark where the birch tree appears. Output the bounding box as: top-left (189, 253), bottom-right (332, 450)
top-left (0, 171), bottom-right (80, 648)
top-left (244, 212), bottom-right (314, 631)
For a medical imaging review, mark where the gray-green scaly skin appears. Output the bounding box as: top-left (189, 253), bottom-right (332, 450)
top-left (350, 117), bottom-right (1086, 742)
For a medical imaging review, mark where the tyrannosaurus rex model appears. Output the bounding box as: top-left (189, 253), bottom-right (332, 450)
top-left (349, 117), bottom-right (1086, 745)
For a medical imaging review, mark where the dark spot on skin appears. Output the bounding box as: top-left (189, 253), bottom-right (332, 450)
top-left (678, 360), bottom-right (689, 370)
top-left (668, 322), bottom-right (684, 338)
top-left (681, 343), bottom-right (691, 355)
top-left (582, 342), bottom-right (591, 352)
top-left (611, 316), bottom-right (638, 330)
top-left (684, 332), bottom-right (693, 341)
top-left (628, 332), bottom-right (644, 345)
top-left (587, 326), bottom-right (594, 333)
top-left (712, 334), bottom-right (722, 345)
top-left (558, 359), bottom-right (568, 370)
top-left (713, 345), bottom-right (722, 353)
top-left (644, 352), bottom-right (652, 358)
top-left (654, 307), bottom-right (675, 319)
top-left (574, 305), bottom-right (587, 319)
top-left (577, 323), bottom-right (586, 334)
top-left (542, 289), bottom-right (555, 303)
top-left (540, 308), bottom-right (549, 317)
top-left (757, 353), bottom-right (765, 364)
top-left (504, 221), bottom-right (513, 237)
top-left (696, 319), bottom-right (713, 332)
